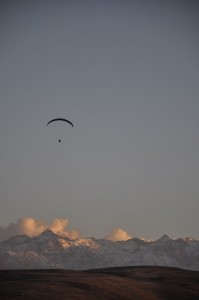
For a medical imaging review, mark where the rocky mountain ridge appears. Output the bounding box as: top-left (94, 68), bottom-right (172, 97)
top-left (0, 230), bottom-right (198, 270)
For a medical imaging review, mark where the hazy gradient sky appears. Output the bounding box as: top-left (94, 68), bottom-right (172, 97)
top-left (0, 0), bottom-right (199, 240)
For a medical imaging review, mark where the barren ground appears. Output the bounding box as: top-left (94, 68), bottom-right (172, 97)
top-left (0, 266), bottom-right (199, 299)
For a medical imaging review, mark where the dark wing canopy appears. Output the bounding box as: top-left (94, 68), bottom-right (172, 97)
top-left (47, 118), bottom-right (74, 127)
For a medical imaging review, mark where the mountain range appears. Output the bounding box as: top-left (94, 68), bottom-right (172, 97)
top-left (0, 230), bottom-right (198, 270)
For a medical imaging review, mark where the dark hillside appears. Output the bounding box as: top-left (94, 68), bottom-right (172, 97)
top-left (0, 266), bottom-right (199, 299)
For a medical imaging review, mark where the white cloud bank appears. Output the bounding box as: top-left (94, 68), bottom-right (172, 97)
top-left (0, 217), bottom-right (80, 242)
top-left (105, 228), bottom-right (132, 242)
top-left (0, 218), bottom-right (132, 242)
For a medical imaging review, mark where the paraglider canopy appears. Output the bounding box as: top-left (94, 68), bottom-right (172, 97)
top-left (47, 118), bottom-right (74, 127)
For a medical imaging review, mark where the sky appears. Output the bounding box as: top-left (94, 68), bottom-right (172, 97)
top-left (0, 0), bottom-right (199, 241)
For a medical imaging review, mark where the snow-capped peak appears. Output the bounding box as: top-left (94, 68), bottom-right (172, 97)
top-left (156, 234), bottom-right (171, 242)
top-left (0, 232), bottom-right (198, 271)
top-left (37, 229), bottom-right (61, 239)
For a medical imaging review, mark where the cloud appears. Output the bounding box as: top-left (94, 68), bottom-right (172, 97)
top-left (0, 217), bottom-right (81, 242)
top-left (140, 236), bottom-right (153, 242)
top-left (0, 219), bottom-right (132, 243)
top-left (105, 228), bottom-right (132, 242)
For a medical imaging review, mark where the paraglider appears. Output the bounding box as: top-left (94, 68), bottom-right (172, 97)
top-left (47, 118), bottom-right (73, 143)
